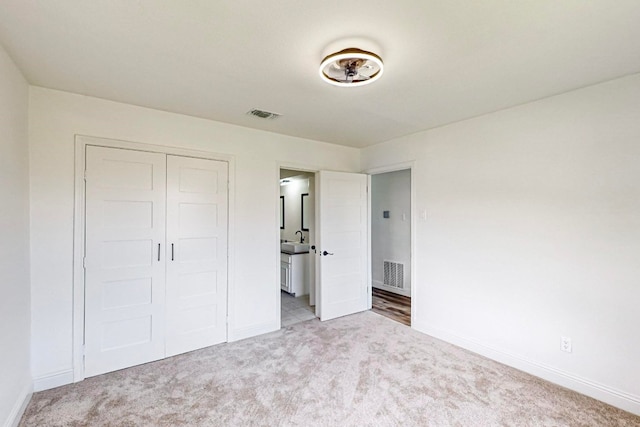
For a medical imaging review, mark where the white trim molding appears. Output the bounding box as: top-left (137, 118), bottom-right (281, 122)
top-left (372, 280), bottom-right (411, 297)
top-left (4, 381), bottom-right (32, 427)
top-left (229, 321), bottom-right (280, 343)
top-left (33, 369), bottom-right (75, 392)
top-left (415, 322), bottom-right (640, 416)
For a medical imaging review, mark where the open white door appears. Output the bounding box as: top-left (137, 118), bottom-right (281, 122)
top-left (318, 171), bottom-right (369, 321)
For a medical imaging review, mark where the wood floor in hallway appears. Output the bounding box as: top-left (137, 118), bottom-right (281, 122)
top-left (372, 287), bottom-right (411, 326)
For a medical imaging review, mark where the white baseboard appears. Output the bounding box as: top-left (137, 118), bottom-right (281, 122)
top-left (372, 280), bottom-right (411, 297)
top-left (415, 322), bottom-right (640, 416)
top-left (229, 321), bottom-right (280, 342)
top-left (33, 369), bottom-right (74, 392)
top-left (4, 381), bottom-right (32, 427)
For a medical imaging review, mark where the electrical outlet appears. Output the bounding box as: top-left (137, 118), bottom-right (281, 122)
top-left (561, 336), bottom-right (572, 353)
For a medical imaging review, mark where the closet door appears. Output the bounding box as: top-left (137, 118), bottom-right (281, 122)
top-left (84, 146), bottom-right (167, 377)
top-left (165, 155), bottom-right (228, 356)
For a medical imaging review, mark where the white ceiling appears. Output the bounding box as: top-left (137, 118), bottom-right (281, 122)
top-left (1, 1), bottom-right (640, 148)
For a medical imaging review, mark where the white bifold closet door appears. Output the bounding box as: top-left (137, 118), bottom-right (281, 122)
top-left (84, 146), bottom-right (228, 377)
top-left (165, 155), bottom-right (228, 357)
top-left (84, 146), bottom-right (167, 377)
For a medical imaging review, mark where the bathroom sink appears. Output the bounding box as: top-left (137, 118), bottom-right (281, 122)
top-left (281, 242), bottom-right (310, 254)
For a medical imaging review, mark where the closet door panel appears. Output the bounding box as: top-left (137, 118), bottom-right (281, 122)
top-left (166, 155), bottom-right (228, 357)
top-left (84, 146), bottom-right (167, 377)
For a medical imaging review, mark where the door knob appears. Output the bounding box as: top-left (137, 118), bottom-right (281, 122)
top-left (322, 251), bottom-right (334, 256)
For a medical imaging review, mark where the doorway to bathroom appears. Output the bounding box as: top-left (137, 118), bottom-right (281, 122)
top-left (279, 168), bottom-right (317, 326)
top-left (370, 168), bottom-right (412, 326)
top-left (278, 167), bottom-right (370, 326)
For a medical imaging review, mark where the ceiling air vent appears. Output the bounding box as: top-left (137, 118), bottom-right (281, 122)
top-left (247, 109), bottom-right (281, 120)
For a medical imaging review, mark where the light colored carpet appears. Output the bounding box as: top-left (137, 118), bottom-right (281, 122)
top-left (21, 311), bottom-right (639, 426)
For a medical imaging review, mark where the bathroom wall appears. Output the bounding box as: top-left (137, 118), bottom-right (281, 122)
top-left (279, 172), bottom-right (316, 304)
top-left (280, 173), bottom-right (314, 243)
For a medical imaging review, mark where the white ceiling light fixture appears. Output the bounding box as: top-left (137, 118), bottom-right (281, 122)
top-left (319, 48), bottom-right (384, 87)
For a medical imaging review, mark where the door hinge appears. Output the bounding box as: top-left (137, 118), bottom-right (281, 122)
top-left (82, 344), bottom-right (86, 356)
top-left (82, 257), bottom-right (87, 269)
top-left (83, 170), bottom-right (88, 181)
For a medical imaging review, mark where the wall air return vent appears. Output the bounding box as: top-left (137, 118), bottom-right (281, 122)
top-left (247, 109), bottom-right (281, 120)
top-left (383, 260), bottom-right (405, 289)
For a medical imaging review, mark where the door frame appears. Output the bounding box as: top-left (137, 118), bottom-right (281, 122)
top-left (72, 135), bottom-right (235, 382)
top-left (365, 161), bottom-right (416, 327)
top-left (276, 163), bottom-right (320, 323)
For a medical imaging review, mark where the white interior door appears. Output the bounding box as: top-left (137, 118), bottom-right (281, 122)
top-left (84, 146), bottom-right (167, 377)
top-left (318, 171), bottom-right (369, 321)
top-left (165, 155), bottom-right (228, 357)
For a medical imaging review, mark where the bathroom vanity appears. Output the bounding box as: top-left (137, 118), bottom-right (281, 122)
top-left (280, 248), bottom-right (309, 297)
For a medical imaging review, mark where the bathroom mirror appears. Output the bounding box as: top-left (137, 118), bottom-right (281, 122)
top-left (301, 193), bottom-right (309, 231)
top-left (280, 196), bottom-right (285, 229)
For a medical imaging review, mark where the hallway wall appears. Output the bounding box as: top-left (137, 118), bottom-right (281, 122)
top-left (371, 169), bottom-right (411, 296)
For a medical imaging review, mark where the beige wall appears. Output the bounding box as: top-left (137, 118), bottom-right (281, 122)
top-left (361, 73), bottom-right (640, 413)
top-left (0, 44), bottom-right (31, 425)
top-left (28, 87), bottom-right (360, 389)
